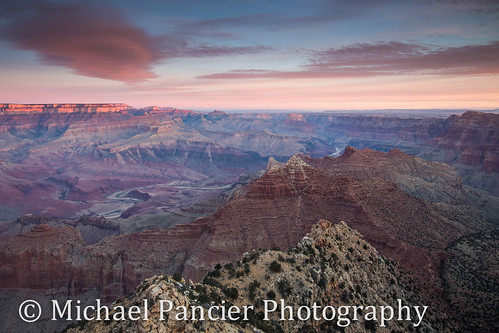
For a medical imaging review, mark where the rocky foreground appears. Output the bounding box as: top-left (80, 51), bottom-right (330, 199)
top-left (66, 220), bottom-right (459, 333)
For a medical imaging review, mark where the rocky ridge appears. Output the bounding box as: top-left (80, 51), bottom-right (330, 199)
top-left (0, 103), bottom-right (131, 114)
top-left (67, 220), bottom-right (458, 333)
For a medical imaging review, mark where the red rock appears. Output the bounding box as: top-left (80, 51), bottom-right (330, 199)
top-left (0, 149), bottom-right (476, 302)
top-left (0, 103), bottom-right (131, 114)
top-left (431, 111), bottom-right (499, 173)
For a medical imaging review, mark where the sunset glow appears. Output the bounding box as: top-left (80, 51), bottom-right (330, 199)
top-left (1, 0), bottom-right (498, 110)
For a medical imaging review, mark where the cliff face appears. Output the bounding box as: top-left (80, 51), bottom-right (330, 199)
top-left (0, 149), bottom-right (486, 296)
top-left (0, 224), bottom-right (84, 290)
top-left (68, 220), bottom-right (459, 333)
top-left (0, 103), bottom-right (131, 114)
top-left (1, 108), bottom-right (497, 221)
top-left (430, 111), bottom-right (499, 172)
top-left (421, 111), bottom-right (499, 194)
top-left (0, 111), bottom-right (267, 221)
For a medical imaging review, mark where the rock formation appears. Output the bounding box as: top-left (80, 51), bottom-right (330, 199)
top-left (67, 220), bottom-right (459, 333)
top-left (0, 149), bottom-right (493, 332)
top-left (0, 103), bottom-right (131, 114)
top-left (1, 106), bottom-right (498, 332)
top-left (1, 106), bottom-right (498, 221)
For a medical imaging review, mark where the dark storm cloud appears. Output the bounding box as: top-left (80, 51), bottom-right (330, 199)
top-left (0, 0), bottom-right (269, 82)
top-left (200, 41), bottom-right (499, 79)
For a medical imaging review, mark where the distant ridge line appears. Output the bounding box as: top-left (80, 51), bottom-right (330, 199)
top-left (0, 103), bottom-right (131, 114)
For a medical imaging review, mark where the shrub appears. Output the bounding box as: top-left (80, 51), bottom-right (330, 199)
top-left (278, 280), bottom-right (292, 297)
top-left (365, 319), bottom-right (377, 331)
top-left (172, 272), bottom-right (182, 282)
top-left (340, 290), bottom-right (350, 302)
top-left (249, 280), bottom-right (260, 300)
top-left (194, 285), bottom-right (206, 294)
top-left (249, 251), bottom-right (260, 261)
top-left (198, 292), bottom-right (210, 304)
top-left (229, 287), bottom-right (239, 299)
top-left (208, 270), bottom-right (221, 278)
top-left (269, 261), bottom-right (282, 273)
top-left (203, 277), bottom-right (222, 288)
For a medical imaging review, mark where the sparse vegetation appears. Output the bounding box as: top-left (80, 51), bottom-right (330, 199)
top-left (277, 279), bottom-right (292, 297)
top-left (72, 220), bottom-right (456, 333)
top-left (269, 261), bottom-right (282, 272)
top-left (249, 279), bottom-right (260, 300)
top-left (228, 287), bottom-right (239, 299)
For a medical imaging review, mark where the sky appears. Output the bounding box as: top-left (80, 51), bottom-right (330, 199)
top-left (0, 0), bottom-right (498, 110)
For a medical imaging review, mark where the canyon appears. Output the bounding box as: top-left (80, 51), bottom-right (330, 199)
top-left (0, 104), bottom-right (497, 332)
top-left (1, 148), bottom-right (497, 332)
top-left (0, 105), bottom-right (498, 225)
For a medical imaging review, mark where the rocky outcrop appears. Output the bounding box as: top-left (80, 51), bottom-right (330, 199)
top-left (68, 220), bottom-right (459, 333)
top-left (300, 147), bottom-right (463, 203)
top-left (125, 189), bottom-right (151, 201)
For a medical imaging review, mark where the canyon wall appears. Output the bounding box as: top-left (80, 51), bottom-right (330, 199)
top-left (1, 106), bottom-right (498, 222)
top-left (0, 150), bottom-right (489, 298)
top-left (0, 103), bottom-right (131, 114)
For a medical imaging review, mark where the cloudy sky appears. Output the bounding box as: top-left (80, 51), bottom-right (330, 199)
top-left (0, 0), bottom-right (498, 110)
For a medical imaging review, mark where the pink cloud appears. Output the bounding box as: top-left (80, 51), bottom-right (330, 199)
top-left (0, 1), bottom-right (269, 83)
top-left (308, 41), bottom-right (499, 75)
top-left (1, 1), bottom-right (166, 82)
top-left (200, 41), bottom-right (499, 79)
